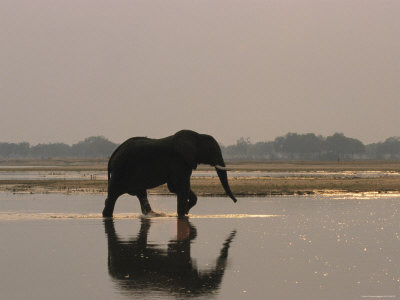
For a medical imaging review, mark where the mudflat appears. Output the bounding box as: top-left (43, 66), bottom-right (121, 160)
top-left (0, 159), bottom-right (399, 196)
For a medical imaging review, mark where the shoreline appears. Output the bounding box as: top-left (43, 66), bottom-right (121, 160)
top-left (0, 160), bottom-right (399, 196)
top-left (0, 176), bottom-right (399, 197)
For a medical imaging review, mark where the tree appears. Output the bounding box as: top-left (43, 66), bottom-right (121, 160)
top-left (0, 142), bottom-right (30, 158)
top-left (324, 133), bottom-right (365, 159)
top-left (373, 137), bottom-right (400, 159)
top-left (248, 141), bottom-right (276, 159)
top-left (70, 136), bottom-right (117, 157)
top-left (223, 137), bottom-right (251, 159)
top-left (273, 133), bottom-right (324, 159)
top-left (30, 143), bottom-right (70, 158)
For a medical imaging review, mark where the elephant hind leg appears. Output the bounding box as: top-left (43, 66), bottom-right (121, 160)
top-left (103, 193), bottom-right (119, 217)
top-left (103, 179), bottom-right (124, 217)
top-left (135, 190), bottom-right (153, 215)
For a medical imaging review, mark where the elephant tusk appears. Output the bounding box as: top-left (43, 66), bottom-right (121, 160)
top-left (215, 165), bottom-right (231, 171)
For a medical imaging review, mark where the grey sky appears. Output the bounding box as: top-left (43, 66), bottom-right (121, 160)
top-left (1, 0), bottom-right (399, 146)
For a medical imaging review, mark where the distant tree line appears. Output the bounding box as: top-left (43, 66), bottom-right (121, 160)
top-left (221, 133), bottom-right (400, 161)
top-left (0, 133), bottom-right (400, 161)
top-left (0, 136), bottom-right (117, 159)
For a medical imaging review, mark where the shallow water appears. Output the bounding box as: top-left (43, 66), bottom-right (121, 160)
top-left (0, 169), bottom-right (399, 181)
top-left (0, 170), bottom-right (107, 181)
top-left (1, 193), bottom-right (400, 299)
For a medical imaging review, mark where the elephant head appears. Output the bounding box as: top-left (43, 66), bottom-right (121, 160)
top-left (172, 130), bottom-right (237, 203)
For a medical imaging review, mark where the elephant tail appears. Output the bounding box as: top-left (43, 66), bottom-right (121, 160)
top-left (107, 143), bottom-right (122, 181)
top-left (107, 158), bottom-right (111, 181)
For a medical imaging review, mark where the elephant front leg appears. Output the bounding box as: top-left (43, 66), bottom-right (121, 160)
top-left (170, 170), bottom-right (192, 217)
top-left (186, 189), bottom-right (197, 214)
top-left (176, 189), bottom-right (197, 216)
top-left (177, 191), bottom-right (189, 217)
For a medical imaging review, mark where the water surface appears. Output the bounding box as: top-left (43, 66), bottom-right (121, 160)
top-left (1, 193), bottom-right (399, 299)
top-left (1, 169), bottom-right (399, 181)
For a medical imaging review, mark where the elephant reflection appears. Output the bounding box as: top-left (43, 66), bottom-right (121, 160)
top-left (104, 218), bottom-right (236, 297)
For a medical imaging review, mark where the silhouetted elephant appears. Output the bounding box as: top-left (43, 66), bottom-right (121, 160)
top-left (103, 218), bottom-right (236, 297)
top-left (102, 130), bottom-right (237, 217)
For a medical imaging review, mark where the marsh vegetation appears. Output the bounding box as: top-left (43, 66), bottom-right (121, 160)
top-left (0, 159), bottom-right (399, 196)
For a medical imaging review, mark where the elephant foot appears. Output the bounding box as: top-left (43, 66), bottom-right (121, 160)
top-left (177, 206), bottom-right (189, 218)
top-left (140, 202), bottom-right (153, 215)
top-left (103, 197), bottom-right (116, 218)
top-left (102, 211), bottom-right (113, 218)
top-left (177, 211), bottom-right (189, 218)
top-left (102, 207), bottom-right (114, 218)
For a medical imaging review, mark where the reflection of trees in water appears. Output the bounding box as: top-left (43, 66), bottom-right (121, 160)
top-left (104, 218), bottom-right (236, 297)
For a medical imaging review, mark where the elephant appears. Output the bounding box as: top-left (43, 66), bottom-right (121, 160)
top-left (104, 218), bottom-right (236, 297)
top-left (102, 130), bottom-right (237, 217)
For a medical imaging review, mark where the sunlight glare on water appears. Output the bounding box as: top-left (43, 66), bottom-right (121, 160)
top-left (0, 192), bottom-right (399, 299)
top-left (330, 192), bottom-right (400, 200)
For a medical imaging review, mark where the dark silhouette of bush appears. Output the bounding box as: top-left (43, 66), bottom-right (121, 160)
top-left (0, 133), bottom-right (399, 160)
top-left (0, 136), bottom-right (117, 159)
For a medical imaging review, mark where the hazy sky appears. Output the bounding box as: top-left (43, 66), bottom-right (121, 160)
top-left (1, 0), bottom-right (399, 146)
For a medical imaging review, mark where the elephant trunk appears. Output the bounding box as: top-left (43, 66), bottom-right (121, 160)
top-left (215, 163), bottom-right (237, 203)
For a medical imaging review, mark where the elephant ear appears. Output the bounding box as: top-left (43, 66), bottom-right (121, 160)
top-left (173, 139), bottom-right (198, 170)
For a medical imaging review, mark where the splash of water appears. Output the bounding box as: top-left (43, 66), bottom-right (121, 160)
top-left (0, 212), bottom-right (280, 221)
